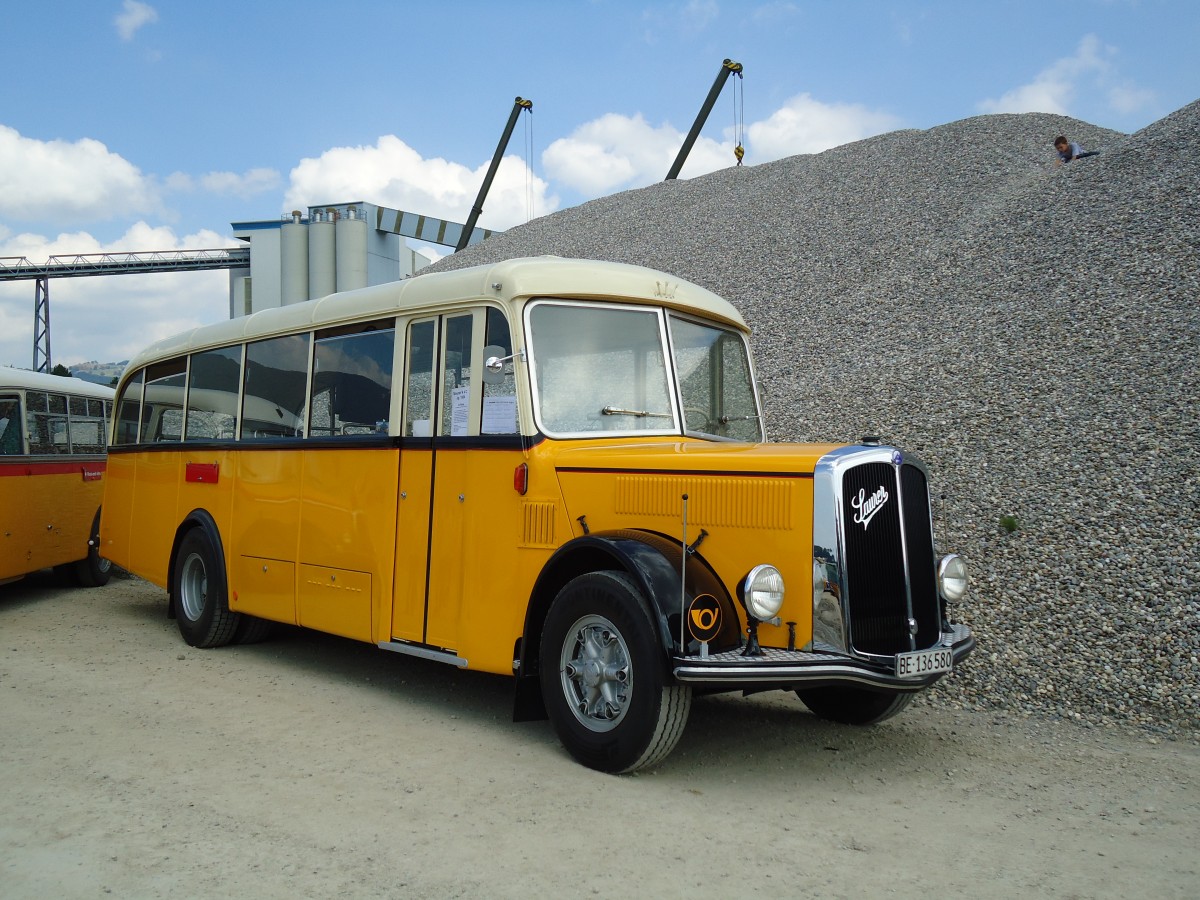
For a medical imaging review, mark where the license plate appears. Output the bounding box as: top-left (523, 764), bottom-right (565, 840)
top-left (895, 647), bottom-right (953, 677)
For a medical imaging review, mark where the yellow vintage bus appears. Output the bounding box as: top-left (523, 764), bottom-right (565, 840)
top-left (102, 256), bottom-right (974, 772)
top-left (1, 367), bottom-right (113, 587)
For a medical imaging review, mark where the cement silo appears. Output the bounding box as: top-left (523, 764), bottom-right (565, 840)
top-left (280, 210), bottom-right (309, 305)
top-left (308, 209), bottom-right (336, 300)
top-left (335, 206), bottom-right (368, 292)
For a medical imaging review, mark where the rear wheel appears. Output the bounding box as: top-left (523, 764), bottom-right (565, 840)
top-left (796, 686), bottom-right (914, 725)
top-left (232, 615), bottom-right (277, 645)
top-left (72, 511), bottom-right (111, 587)
top-left (173, 527), bottom-right (239, 648)
top-left (540, 570), bottom-right (691, 773)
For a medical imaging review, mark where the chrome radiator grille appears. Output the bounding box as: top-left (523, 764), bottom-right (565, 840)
top-left (839, 460), bottom-right (941, 655)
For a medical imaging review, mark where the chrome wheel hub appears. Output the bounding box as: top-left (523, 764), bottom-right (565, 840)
top-left (559, 614), bottom-right (632, 732)
top-left (179, 552), bottom-right (208, 622)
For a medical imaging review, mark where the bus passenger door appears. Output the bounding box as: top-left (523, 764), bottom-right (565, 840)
top-left (422, 312), bottom-right (480, 651)
top-left (391, 318), bottom-right (437, 643)
top-left (391, 308), bottom-right (522, 662)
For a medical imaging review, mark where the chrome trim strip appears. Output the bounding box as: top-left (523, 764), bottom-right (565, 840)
top-left (378, 640), bottom-right (469, 668)
top-left (892, 456), bottom-right (917, 652)
top-left (673, 625), bottom-right (973, 688)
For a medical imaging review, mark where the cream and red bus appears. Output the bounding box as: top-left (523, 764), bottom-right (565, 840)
top-left (101, 256), bottom-right (974, 772)
top-left (1, 367), bottom-right (113, 587)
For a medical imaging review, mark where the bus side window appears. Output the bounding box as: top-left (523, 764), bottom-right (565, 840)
top-left (440, 314), bottom-right (474, 437)
top-left (26, 391), bottom-right (69, 455)
top-left (481, 307), bottom-right (518, 435)
top-left (404, 320), bottom-right (436, 438)
top-left (186, 345), bottom-right (242, 441)
top-left (141, 360), bottom-right (187, 443)
top-left (242, 334), bottom-right (309, 439)
top-left (68, 394), bottom-right (106, 453)
top-left (0, 396), bottom-right (22, 455)
top-left (114, 371), bottom-right (144, 445)
top-left (310, 326), bottom-right (395, 437)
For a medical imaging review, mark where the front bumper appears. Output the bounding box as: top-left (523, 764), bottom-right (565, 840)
top-left (672, 623), bottom-right (975, 691)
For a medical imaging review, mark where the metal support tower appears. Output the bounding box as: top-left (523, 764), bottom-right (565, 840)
top-left (1, 248), bottom-right (250, 371)
top-left (33, 277), bottom-right (51, 373)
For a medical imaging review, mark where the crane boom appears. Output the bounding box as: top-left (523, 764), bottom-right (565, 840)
top-left (665, 59), bottom-right (743, 181)
top-left (456, 96), bottom-right (533, 252)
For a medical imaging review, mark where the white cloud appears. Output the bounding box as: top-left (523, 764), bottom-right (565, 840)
top-left (199, 168), bottom-right (283, 198)
top-left (165, 168), bottom-right (282, 198)
top-left (681, 0), bottom-right (719, 32)
top-left (543, 94), bottom-right (901, 197)
top-left (639, 0), bottom-right (719, 42)
top-left (752, 2), bottom-right (799, 23)
top-left (543, 112), bottom-right (733, 195)
top-left (0, 223), bottom-right (230, 369)
top-left (1108, 84), bottom-right (1156, 116)
top-left (0, 125), bottom-right (159, 223)
top-left (115, 0), bottom-right (158, 41)
top-left (745, 93), bottom-right (903, 161)
top-left (284, 135), bottom-right (556, 232)
top-left (978, 34), bottom-right (1112, 116)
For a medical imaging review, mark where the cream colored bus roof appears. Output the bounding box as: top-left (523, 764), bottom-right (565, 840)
top-left (123, 256), bottom-right (748, 373)
top-left (0, 366), bottom-right (115, 400)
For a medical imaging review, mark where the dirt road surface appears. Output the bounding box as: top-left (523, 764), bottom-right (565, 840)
top-left (2, 570), bottom-right (1197, 899)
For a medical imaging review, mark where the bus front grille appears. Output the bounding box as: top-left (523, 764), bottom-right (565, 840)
top-left (840, 460), bottom-right (941, 655)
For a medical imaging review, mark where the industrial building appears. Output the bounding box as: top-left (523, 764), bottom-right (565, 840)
top-left (228, 201), bottom-right (493, 317)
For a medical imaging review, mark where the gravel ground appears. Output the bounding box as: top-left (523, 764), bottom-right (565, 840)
top-left (2, 572), bottom-right (1198, 899)
top-left (429, 103), bottom-right (1200, 739)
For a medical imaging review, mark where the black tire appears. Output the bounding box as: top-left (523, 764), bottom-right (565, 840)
top-left (172, 527), bottom-right (239, 648)
top-left (72, 511), bottom-right (111, 588)
top-left (540, 570), bottom-right (691, 773)
top-left (232, 615), bottom-right (277, 645)
top-left (795, 686), bottom-right (914, 725)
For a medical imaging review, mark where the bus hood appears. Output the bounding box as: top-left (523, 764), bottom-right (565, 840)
top-left (547, 438), bottom-right (848, 477)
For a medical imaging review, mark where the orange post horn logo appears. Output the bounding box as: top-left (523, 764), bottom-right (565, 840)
top-left (686, 594), bottom-right (721, 643)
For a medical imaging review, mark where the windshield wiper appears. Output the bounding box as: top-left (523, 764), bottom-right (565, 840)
top-left (718, 414), bottom-right (762, 424)
top-left (601, 406), bottom-right (672, 419)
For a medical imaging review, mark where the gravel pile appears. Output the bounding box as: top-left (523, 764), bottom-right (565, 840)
top-left (429, 103), bottom-right (1200, 738)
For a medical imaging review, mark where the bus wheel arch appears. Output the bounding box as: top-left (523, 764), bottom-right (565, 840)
top-left (514, 532), bottom-right (730, 724)
top-left (72, 508), bottom-right (112, 588)
top-left (538, 568), bottom-right (692, 773)
top-left (169, 511), bottom-right (239, 648)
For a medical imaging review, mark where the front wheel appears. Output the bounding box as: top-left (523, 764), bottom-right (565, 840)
top-left (795, 686), bottom-right (914, 725)
top-left (172, 527), bottom-right (239, 648)
top-left (540, 570), bottom-right (691, 774)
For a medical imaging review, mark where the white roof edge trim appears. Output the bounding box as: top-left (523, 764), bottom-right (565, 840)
top-left (0, 366), bottom-right (116, 399)
top-left (121, 256), bottom-right (748, 374)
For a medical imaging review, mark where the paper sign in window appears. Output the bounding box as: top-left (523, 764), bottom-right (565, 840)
top-left (482, 396), bottom-right (518, 434)
top-left (450, 385), bottom-right (470, 436)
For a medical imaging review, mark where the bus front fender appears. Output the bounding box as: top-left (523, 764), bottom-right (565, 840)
top-left (513, 530), bottom-right (740, 722)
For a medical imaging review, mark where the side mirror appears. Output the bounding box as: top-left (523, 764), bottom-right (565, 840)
top-left (482, 344), bottom-right (514, 385)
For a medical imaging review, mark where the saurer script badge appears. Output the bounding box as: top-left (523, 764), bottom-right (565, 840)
top-left (851, 485), bottom-right (889, 531)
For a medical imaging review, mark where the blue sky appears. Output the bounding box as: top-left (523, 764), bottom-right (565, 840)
top-left (1, 0), bottom-right (1196, 368)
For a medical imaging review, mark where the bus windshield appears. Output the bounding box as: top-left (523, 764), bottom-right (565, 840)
top-left (526, 301), bottom-right (762, 441)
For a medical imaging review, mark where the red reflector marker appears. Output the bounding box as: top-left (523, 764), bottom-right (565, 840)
top-left (186, 462), bottom-right (220, 484)
top-left (513, 462), bottom-right (528, 495)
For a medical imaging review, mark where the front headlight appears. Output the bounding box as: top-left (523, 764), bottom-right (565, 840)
top-left (937, 554), bottom-right (968, 603)
top-left (743, 564), bottom-right (785, 619)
